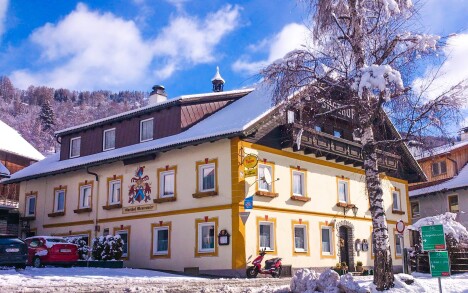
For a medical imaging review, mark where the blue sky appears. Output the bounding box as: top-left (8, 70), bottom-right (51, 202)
top-left (0, 0), bottom-right (467, 110)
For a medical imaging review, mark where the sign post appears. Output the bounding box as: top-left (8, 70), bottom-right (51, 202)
top-left (421, 225), bottom-right (449, 293)
top-left (421, 225), bottom-right (446, 251)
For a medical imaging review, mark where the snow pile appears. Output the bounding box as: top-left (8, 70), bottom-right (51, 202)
top-left (290, 269), bottom-right (369, 293)
top-left (353, 64), bottom-right (403, 100)
top-left (408, 212), bottom-right (468, 242)
top-left (367, 274), bottom-right (426, 292)
top-left (380, 0), bottom-right (413, 16)
top-left (91, 235), bottom-right (123, 261)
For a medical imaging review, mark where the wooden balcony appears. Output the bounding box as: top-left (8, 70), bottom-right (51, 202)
top-left (286, 124), bottom-right (400, 171)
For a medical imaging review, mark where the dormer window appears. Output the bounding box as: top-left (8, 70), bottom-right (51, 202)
top-left (103, 128), bottom-right (116, 151)
top-left (70, 137), bottom-right (81, 158)
top-left (140, 118), bottom-right (154, 142)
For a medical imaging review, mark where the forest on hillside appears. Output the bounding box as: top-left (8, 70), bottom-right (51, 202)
top-left (0, 76), bottom-right (148, 154)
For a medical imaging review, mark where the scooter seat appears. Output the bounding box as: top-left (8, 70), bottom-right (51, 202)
top-left (265, 258), bottom-right (282, 269)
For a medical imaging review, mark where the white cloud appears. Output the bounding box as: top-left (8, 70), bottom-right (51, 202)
top-left (165, 0), bottom-right (190, 12)
top-left (10, 3), bottom-right (241, 90)
top-left (152, 4), bottom-right (240, 79)
top-left (413, 33), bottom-right (468, 107)
top-left (0, 0), bottom-right (9, 38)
top-left (232, 23), bottom-right (310, 75)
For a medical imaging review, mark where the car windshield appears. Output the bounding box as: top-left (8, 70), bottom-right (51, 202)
top-left (0, 238), bottom-right (24, 245)
top-left (45, 238), bottom-right (68, 243)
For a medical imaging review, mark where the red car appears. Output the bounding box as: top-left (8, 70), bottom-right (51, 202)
top-left (25, 236), bottom-right (78, 268)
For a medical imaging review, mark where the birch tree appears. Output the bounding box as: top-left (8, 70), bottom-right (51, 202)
top-left (262, 0), bottom-right (466, 290)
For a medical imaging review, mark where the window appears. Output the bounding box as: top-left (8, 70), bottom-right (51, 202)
top-left (294, 225), bottom-right (307, 252)
top-left (54, 189), bottom-right (66, 212)
top-left (103, 128), bottom-right (116, 151)
top-left (108, 178), bottom-right (121, 205)
top-left (140, 118), bottom-right (154, 142)
top-left (115, 229), bottom-right (129, 258)
top-left (432, 161), bottom-right (447, 176)
top-left (199, 163), bottom-right (216, 192)
top-left (79, 184), bottom-right (92, 209)
top-left (395, 234), bottom-right (403, 257)
top-left (292, 170), bottom-right (305, 196)
top-left (25, 193), bottom-right (37, 217)
top-left (152, 226), bottom-right (169, 256)
top-left (337, 178), bottom-right (349, 203)
top-left (448, 195), bottom-right (459, 213)
top-left (392, 189), bottom-right (401, 211)
top-left (287, 110), bottom-right (295, 124)
top-left (258, 164), bottom-right (273, 192)
top-left (198, 222), bottom-right (215, 253)
top-left (321, 226), bottom-right (333, 256)
top-left (333, 129), bottom-right (343, 138)
top-left (259, 222), bottom-right (274, 251)
top-left (69, 137), bottom-right (81, 158)
top-left (314, 125), bottom-right (322, 132)
top-left (411, 201), bottom-right (420, 218)
top-left (159, 169), bottom-right (175, 198)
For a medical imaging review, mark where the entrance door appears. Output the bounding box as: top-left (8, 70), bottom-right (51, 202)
top-left (339, 226), bottom-right (350, 267)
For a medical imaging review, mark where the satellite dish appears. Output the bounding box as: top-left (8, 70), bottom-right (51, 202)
top-left (263, 167), bottom-right (272, 184)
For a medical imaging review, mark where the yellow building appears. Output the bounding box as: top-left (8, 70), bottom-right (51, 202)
top-left (5, 83), bottom-right (424, 276)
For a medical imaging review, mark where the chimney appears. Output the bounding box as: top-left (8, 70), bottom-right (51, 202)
top-left (149, 85), bottom-right (167, 104)
top-left (211, 66), bottom-right (225, 92)
top-left (461, 127), bottom-right (468, 141)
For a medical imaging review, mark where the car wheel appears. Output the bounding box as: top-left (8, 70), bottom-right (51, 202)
top-left (33, 257), bottom-right (42, 268)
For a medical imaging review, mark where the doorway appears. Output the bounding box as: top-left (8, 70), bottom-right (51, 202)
top-left (339, 226), bottom-right (350, 267)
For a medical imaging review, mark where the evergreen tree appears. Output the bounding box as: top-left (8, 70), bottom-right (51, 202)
top-left (39, 100), bottom-right (55, 131)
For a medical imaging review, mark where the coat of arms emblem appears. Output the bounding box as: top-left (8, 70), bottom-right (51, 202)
top-left (128, 166), bottom-right (151, 203)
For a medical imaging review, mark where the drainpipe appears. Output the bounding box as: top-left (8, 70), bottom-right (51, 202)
top-left (447, 154), bottom-right (458, 176)
top-left (86, 167), bottom-right (100, 238)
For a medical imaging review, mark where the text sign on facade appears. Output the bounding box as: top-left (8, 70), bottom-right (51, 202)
top-left (244, 168), bottom-right (257, 178)
top-left (421, 225), bottom-right (446, 251)
top-left (429, 251), bottom-right (451, 277)
top-left (122, 203), bottom-right (156, 214)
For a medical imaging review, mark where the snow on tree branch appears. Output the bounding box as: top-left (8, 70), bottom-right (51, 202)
top-left (352, 64), bottom-right (403, 100)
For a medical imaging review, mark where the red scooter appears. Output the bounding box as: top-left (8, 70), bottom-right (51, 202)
top-left (246, 248), bottom-right (282, 278)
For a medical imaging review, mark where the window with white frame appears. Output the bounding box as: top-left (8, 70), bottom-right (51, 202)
top-left (153, 226), bottom-right (169, 255)
top-left (69, 137), bottom-right (81, 158)
top-left (292, 171), bottom-right (305, 196)
top-left (259, 222), bottom-right (274, 251)
top-left (160, 170), bottom-right (175, 198)
top-left (198, 222), bottom-right (215, 253)
top-left (392, 190), bottom-right (401, 211)
top-left (109, 180), bottom-right (121, 204)
top-left (294, 225), bottom-right (307, 252)
top-left (321, 226), bottom-right (333, 255)
top-left (54, 189), bottom-right (66, 212)
top-left (395, 234), bottom-right (402, 256)
top-left (103, 128), bottom-right (116, 151)
top-left (25, 195), bottom-right (36, 217)
top-left (258, 164), bottom-right (273, 192)
top-left (115, 230), bottom-right (129, 258)
top-left (140, 118), bottom-right (154, 142)
top-left (199, 163), bottom-right (215, 192)
top-left (79, 185), bottom-right (92, 209)
top-left (338, 179), bottom-right (349, 203)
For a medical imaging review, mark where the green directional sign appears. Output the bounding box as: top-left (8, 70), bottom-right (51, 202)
top-left (421, 225), bottom-right (446, 251)
top-left (429, 251), bottom-right (451, 277)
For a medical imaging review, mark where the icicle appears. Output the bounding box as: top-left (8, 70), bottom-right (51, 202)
top-left (296, 128), bottom-right (304, 150)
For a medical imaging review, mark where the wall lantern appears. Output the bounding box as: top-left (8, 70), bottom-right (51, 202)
top-left (218, 229), bottom-right (230, 246)
top-left (355, 239), bottom-right (362, 252)
top-left (352, 205), bottom-right (359, 217)
top-left (361, 239), bottom-right (369, 252)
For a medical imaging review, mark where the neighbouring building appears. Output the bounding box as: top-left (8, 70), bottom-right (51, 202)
top-left (409, 129), bottom-right (468, 228)
top-left (5, 73), bottom-right (425, 276)
top-left (0, 119), bottom-right (44, 235)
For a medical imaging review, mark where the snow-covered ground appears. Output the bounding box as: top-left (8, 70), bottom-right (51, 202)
top-left (0, 267), bottom-right (467, 293)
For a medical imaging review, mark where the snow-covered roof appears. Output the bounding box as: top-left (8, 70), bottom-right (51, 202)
top-left (54, 88), bottom-right (252, 136)
top-left (410, 163), bottom-right (468, 197)
top-left (5, 84), bottom-right (274, 183)
top-left (0, 162), bottom-right (10, 177)
top-left (0, 120), bottom-right (44, 161)
top-left (414, 140), bottom-right (468, 160)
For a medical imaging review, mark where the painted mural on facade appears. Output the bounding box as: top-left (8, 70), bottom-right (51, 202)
top-left (128, 166), bottom-right (151, 203)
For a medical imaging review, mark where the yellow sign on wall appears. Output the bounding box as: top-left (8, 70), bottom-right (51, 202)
top-left (243, 154), bottom-right (258, 169)
top-left (244, 168), bottom-right (257, 178)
